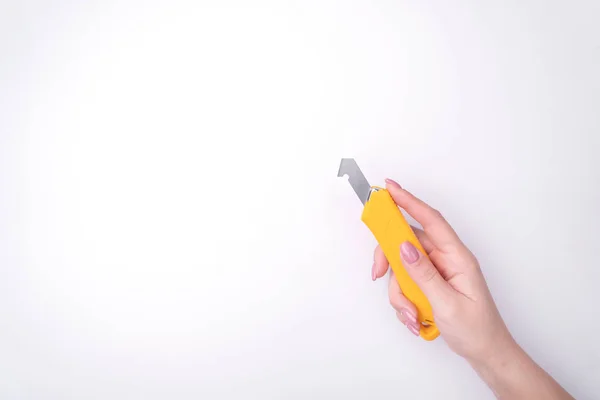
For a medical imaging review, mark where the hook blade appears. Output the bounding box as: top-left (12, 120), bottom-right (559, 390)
top-left (337, 158), bottom-right (371, 205)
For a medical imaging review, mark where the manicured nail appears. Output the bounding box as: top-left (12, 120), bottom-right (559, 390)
top-left (385, 178), bottom-right (401, 188)
top-left (371, 263), bottom-right (377, 281)
top-left (407, 323), bottom-right (421, 337)
top-left (400, 308), bottom-right (418, 324)
top-left (400, 241), bottom-right (420, 264)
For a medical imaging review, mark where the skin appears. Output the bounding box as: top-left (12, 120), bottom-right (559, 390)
top-left (372, 178), bottom-right (574, 400)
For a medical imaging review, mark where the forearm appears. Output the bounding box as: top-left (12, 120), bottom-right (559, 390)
top-left (469, 339), bottom-right (573, 400)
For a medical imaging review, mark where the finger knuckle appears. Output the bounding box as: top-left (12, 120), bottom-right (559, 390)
top-left (389, 295), bottom-right (401, 311)
top-left (419, 265), bottom-right (438, 284)
top-left (469, 254), bottom-right (481, 269)
top-left (430, 208), bottom-right (444, 220)
top-left (459, 250), bottom-right (480, 271)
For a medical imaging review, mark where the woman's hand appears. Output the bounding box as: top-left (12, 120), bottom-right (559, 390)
top-left (373, 179), bottom-right (573, 399)
top-left (372, 178), bottom-right (514, 362)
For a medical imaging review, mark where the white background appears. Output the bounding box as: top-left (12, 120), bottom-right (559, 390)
top-left (1, 0), bottom-right (599, 399)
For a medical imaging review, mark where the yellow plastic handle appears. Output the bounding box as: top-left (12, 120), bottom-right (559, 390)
top-left (361, 187), bottom-right (440, 341)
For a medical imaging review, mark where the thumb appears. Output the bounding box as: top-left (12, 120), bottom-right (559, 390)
top-left (400, 241), bottom-right (454, 309)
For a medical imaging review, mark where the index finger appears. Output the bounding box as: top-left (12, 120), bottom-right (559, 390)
top-left (385, 178), bottom-right (461, 251)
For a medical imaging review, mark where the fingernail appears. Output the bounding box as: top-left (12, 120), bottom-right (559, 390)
top-left (385, 178), bottom-right (401, 188)
top-left (371, 263), bottom-right (377, 281)
top-left (400, 241), bottom-right (420, 264)
top-left (407, 323), bottom-right (421, 337)
top-left (400, 308), bottom-right (417, 324)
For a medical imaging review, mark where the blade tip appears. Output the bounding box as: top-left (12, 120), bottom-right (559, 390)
top-left (337, 158), bottom-right (355, 177)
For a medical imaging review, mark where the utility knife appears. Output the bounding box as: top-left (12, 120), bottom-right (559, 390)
top-left (338, 158), bottom-right (439, 341)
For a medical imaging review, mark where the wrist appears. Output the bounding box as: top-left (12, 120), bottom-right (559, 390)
top-left (465, 332), bottom-right (573, 399)
top-left (467, 331), bottom-right (522, 371)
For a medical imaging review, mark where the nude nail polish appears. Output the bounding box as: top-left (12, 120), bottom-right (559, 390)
top-left (371, 263), bottom-right (376, 281)
top-left (407, 324), bottom-right (420, 337)
top-left (385, 178), bottom-right (401, 188)
top-left (400, 241), bottom-right (420, 264)
top-left (400, 308), bottom-right (418, 324)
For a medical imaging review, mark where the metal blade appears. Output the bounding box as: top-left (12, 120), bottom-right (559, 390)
top-left (337, 158), bottom-right (371, 205)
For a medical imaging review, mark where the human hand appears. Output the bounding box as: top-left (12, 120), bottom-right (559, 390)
top-left (371, 179), bottom-right (515, 362)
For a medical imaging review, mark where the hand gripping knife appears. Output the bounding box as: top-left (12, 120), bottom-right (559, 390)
top-left (338, 158), bottom-right (439, 341)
